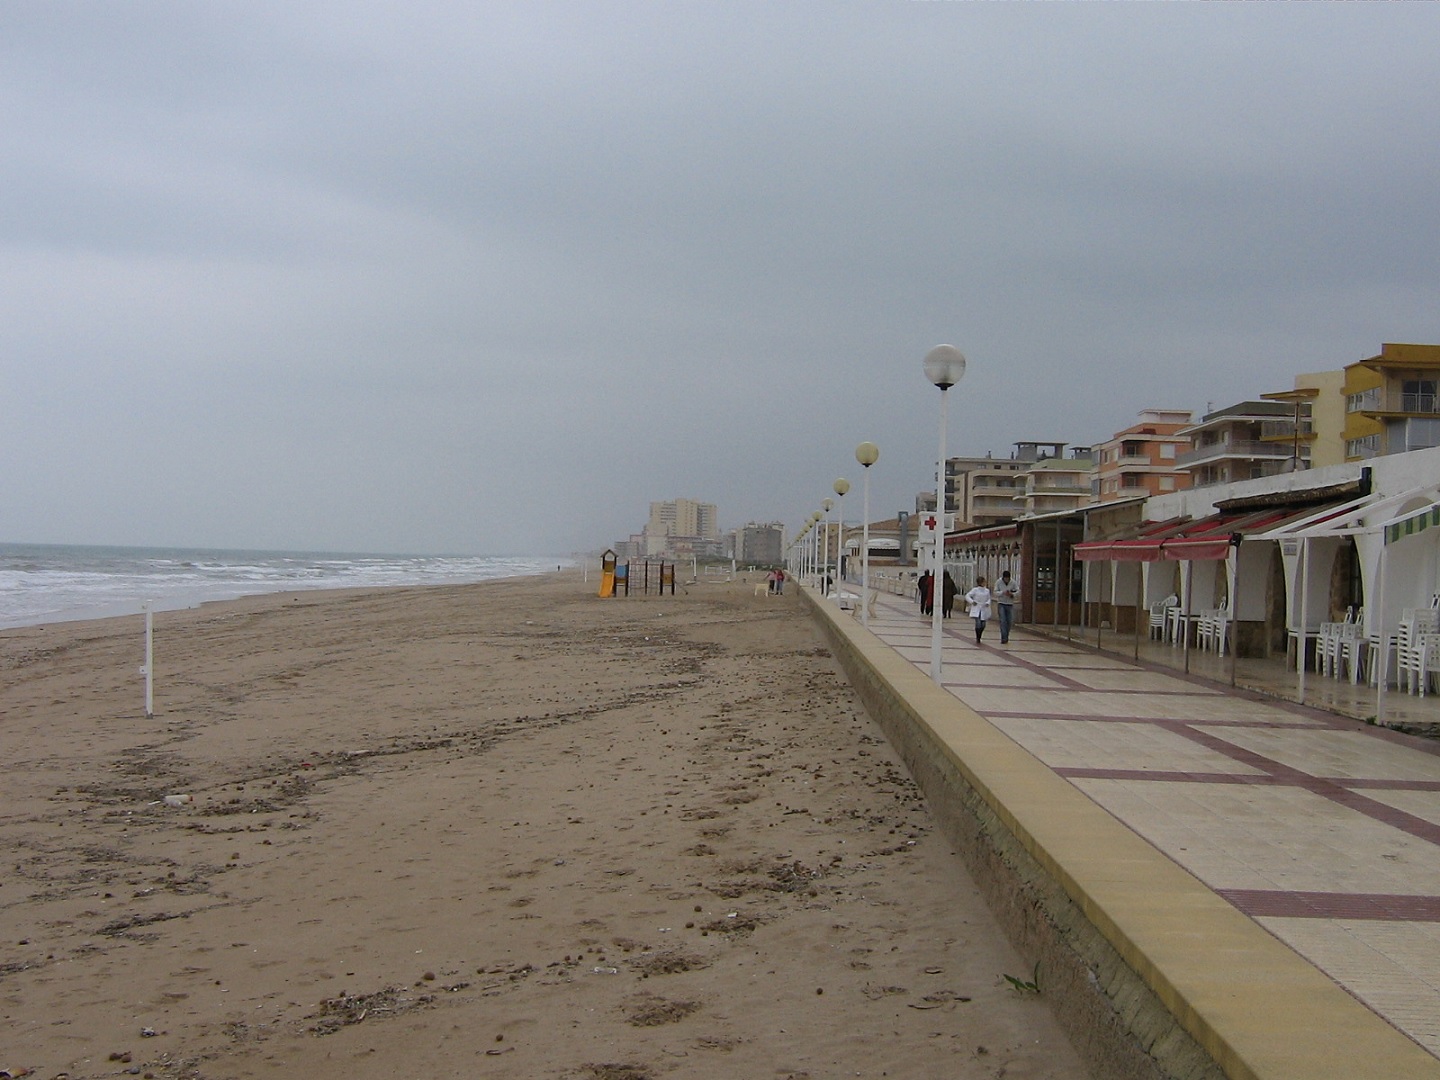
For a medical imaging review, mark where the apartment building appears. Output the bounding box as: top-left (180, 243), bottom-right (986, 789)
top-left (1019, 447), bottom-right (1095, 516)
top-left (1176, 400), bottom-right (1312, 488)
top-left (1094, 409), bottom-right (1193, 502)
top-left (648, 498), bottom-right (718, 539)
top-left (920, 442), bottom-right (1075, 527)
top-left (640, 497), bottom-right (720, 556)
top-left (1261, 370), bottom-right (1347, 470)
top-left (1342, 343), bottom-right (1440, 461)
top-left (732, 521), bottom-right (784, 565)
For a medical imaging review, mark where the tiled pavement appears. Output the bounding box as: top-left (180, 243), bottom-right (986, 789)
top-left (866, 592), bottom-right (1440, 1059)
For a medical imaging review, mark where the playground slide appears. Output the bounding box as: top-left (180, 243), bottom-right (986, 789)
top-left (598, 570), bottom-right (616, 598)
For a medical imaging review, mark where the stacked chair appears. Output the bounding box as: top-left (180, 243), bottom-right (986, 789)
top-left (1395, 607), bottom-right (1440, 695)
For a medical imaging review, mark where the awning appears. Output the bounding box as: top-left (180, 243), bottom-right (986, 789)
top-left (1387, 504), bottom-right (1440, 545)
top-left (945, 522), bottom-right (1021, 548)
top-left (1075, 507), bottom-right (1312, 563)
top-left (1254, 481), bottom-right (1440, 547)
top-left (1073, 518), bottom-right (1189, 563)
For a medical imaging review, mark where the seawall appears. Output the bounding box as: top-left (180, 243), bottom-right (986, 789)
top-left (801, 587), bottom-right (1440, 1080)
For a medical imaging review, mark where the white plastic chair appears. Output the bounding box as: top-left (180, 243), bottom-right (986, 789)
top-left (1396, 617), bottom-right (1437, 694)
top-left (1148, 599), bottom-right (1171, 641)
top-left (1195, 607), bottom-right (1231, 657)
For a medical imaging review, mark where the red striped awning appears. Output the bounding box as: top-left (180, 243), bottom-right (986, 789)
top-left (1074, 508), bottom-right (1305, 563)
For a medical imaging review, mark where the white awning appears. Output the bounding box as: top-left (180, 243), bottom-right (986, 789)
top-left (1254, 482), bottom-right (1440, 546)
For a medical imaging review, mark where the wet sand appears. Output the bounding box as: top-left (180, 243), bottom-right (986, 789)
top-left (0, 572), bottom-right (1089, 1080)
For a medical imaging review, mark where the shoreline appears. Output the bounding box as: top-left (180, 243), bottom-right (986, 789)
top-left (0, 559), bottom-right (573, 634)
top-left (0, 573), bottom-right (1087, 1080)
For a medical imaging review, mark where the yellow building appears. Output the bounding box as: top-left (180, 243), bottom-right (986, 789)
top-left (1261, 369), bottom-right (1347, 470)
top-left (1342, 343), bottom-right (1440, 461)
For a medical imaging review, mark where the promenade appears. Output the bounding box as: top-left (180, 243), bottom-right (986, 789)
top-left (810, 585), bottom-right (1440, 1079)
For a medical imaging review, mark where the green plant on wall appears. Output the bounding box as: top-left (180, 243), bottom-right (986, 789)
top-left (1001, 961), bottom-right (1040, 994)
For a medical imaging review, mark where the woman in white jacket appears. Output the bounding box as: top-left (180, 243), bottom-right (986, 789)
top-left (965, 576), bottom-right (992, 645)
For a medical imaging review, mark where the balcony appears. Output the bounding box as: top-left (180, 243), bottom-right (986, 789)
top-left (1259, 419), bottom-right (1314, 442)
top-left (1362, 391), bottom-right (1440, 416)
top-left (1175, 439), bottom-right (1294, 470)
top-left (1026, 484), bottom-right (1091, 498)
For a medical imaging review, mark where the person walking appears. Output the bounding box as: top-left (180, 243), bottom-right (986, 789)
top-left (918, 570), bottom-right (934, 616)
top-left (965, 576), bottom-right (993, 645)
top-left (994, 569), bottom-right (1020, 644)
top-left (941, 570), bottom-right (958, 618)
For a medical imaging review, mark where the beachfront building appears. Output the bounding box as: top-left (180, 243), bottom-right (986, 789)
top-left (648, 498), bottom-right (718, 540)
top-left (1094, 409), bottom-right (1193, 502)
top-left (1342, 342), bottom-right (1440, 462)
top-left (1262, 370), bottom-right (1347, 471)
top-left (1175, 400), bottom-right (1313, 488)
top-left (840, 515), bottom-right (917, 570)
top-left (1071, 444), bottom-right (1440, 672)
top-left (733, 521), bottom-right (784, 566)
top-left (643, 497), bottom-right (720, 557)
top-left (1018, 446), bottom-right (1095, 517)
top-left (920, 442), bottom-right (1073, 527)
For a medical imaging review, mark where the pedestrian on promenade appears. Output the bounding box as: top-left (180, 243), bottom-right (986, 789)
top-left (767, 569), bottom-right (778, 594)
top-left (918, 570), bottom-right (934, 616)
top-left (941, 570), bottom-right (958, 618)
top-left (994, 569), bottom-right (1020, 644)
top-left (775, 569), bottom-right (785, 595)
top-left (965, 576), bottom-right (992, 645)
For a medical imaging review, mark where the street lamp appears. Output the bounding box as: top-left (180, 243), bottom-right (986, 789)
top-left (821, 498), bottom-right (834, 594)
top-left (810, 512), bottom-right (822, 587)
top-left (833, 478), bottom-right (850, 590)
top-left (924, 344), bottom-right (967, 684)
top-left (855, 441), bottom-right (879, 626)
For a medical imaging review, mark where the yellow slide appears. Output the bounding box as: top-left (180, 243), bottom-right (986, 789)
top-left (598, 570), bottom-right (616, 598)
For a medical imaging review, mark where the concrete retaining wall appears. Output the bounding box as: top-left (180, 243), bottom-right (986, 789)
top-left (802, 588), bottom-right (1440, 1080)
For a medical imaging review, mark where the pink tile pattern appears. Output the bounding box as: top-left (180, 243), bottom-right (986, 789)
top-left (861, 592), bottom-right (1440, 1056)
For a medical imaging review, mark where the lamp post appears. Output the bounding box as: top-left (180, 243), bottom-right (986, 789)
top-left (924, 344), bottom-right (967, 684)
top-left (833, 478), bottom-right (850, 589)
top-left (821, 498), bottom-right (833, 594)
top-left (856, 441), bottom-right (879, 626)
top-left (810, 512), bottom-right (822, 587)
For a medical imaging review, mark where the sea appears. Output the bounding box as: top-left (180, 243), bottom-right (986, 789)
top-left (0, 543), bottom-right (571, 630)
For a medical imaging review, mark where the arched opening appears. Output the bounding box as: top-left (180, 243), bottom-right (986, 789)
top-left (1328, 539), bottom-right (1363, 622)
top-left (1265, 544), bottom-right (1287, 656)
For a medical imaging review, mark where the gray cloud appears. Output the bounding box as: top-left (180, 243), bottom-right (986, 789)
top-left (4, 2), bottom-right (1440, 554)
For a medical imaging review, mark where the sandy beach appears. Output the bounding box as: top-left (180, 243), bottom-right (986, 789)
top-left (0, 572), bottom-right (1088, 1080)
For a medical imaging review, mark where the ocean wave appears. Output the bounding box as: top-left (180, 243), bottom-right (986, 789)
top-left (0, 545), bottom-right (571, 629)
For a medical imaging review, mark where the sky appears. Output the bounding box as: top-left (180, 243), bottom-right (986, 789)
top-left (4, 2), bottom-right (1440, 556)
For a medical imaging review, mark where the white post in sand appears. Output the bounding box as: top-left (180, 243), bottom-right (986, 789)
top-left (142, 603), bottom-right (154, 719)
top-left (856, 441), bottom-right (879, 627)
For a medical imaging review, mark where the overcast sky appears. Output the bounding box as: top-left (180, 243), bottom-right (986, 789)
top-left (4, 2), bottom-right (1439, 556)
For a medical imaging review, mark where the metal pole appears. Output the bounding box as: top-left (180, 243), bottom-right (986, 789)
top-left (1183, 560), bottom-right (1194, 675)
top-left (931, 386), bottom-right (949, 684)
top-left (1376, 541), bottom-right (1388, 724)
top-left (1134, 563), bottom-right (1143, 662)
top-left (1051, 521), bottom-right (1060, 632)
top-left (862, 467), bottom-right (872, 627)
top-left (1298, 537), bottom-right (1310, 702)
top-left (822, 503), bottom-right (832, 595)
top-left (1229, 541), bottom-right (1240, 687)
